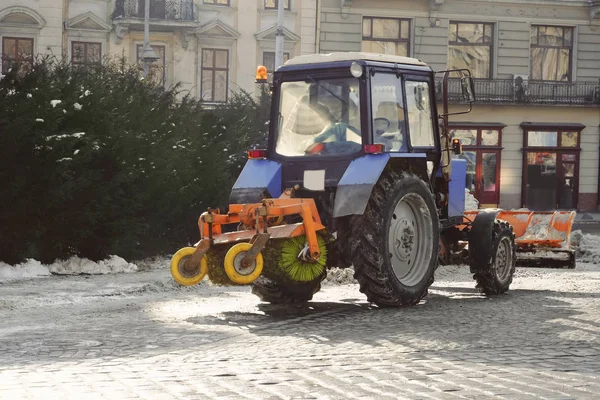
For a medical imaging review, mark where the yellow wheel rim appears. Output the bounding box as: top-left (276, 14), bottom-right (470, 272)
top-left (224, 242), bottom-right (263, 284)
top-left (268, 215), bottom-right (284, 226)
top-left (170, 247), bottom-right (208, 286)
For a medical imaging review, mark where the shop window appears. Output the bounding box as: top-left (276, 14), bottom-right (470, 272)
top-left (362, 17), bottom-right (411, 57)
top-left (448, 22), bottom-right (494, 79)
top-left (521, 123), bottom-right (583, 210)
top-left (450, 124), bottom-right (504, 206)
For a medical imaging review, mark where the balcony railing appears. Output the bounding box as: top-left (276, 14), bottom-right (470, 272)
top-left (113, 0), bottom-right (195, 21)
top-left (436, 78), bottom-right (600, 106)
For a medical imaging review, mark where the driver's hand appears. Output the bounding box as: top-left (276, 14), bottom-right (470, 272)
top-left (305, 142), bottom-right (325, 155)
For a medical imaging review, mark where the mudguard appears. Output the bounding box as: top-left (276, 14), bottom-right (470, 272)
top-left (333, 153), bottom-right (427, 218)
top-left (229, 159), bottom-right (282, 204)
top-left (468, 209), bottom-right (502, 271)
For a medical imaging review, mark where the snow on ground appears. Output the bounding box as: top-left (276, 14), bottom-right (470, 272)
top-left (465, 189), bottom-right (479, 211)
top-left (1, 230), bottom-right (599, 285)
top-left (0, 255), bottom-right (170, 283)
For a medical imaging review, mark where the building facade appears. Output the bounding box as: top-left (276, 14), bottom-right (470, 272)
top-left (2, 0), bottom-right (600, 211)
top-left (0, 0), bottom-right (317, 100)
top-left (318, 0), bottom-right (600, 212)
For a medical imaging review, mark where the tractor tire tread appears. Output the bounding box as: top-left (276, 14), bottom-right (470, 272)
top-left (347, 172), bottom-right (439, 307)
top-left (251, 274), bottom-right (325, 304)
top-left (471, 220), bottom-right (516, 295)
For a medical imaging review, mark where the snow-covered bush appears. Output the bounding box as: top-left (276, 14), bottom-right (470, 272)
top-left (0, 57), bottom-right (271, 264)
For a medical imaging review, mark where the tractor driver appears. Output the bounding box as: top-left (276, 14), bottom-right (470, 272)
top-left (305, 101), bottom-right (362, 155)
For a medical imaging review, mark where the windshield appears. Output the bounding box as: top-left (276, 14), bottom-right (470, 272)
top-left (275, 78), bottom-right (361, 157)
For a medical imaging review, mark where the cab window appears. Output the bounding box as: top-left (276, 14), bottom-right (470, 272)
top-left (370, 72), bottom-right (407, 152)
top-left (405, 80), bottom-right (435, 147)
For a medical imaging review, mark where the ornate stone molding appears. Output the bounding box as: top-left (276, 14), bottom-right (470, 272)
top-left (65, 11), bottom-right (111, 32)
top-left (114, 24), bottom-right (129, 44)
top-left (0, 6), bottom-right (46, 30)
top-left (180, 29), bottom-right (195, 49)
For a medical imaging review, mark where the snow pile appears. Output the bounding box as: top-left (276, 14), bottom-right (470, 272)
top-left (0, 256), bottom-right (139, 282)
top-left (465, 188), bottom-right (479, 211)
top-left (520, 214), bottom-right (565, 241)
top-left (570, 230), bottom-right (600, 264)
top-left (49, 256), bottom-right (138, 275)
top-left (0, 260), bottom-right (51, 281)
top-left (323, 267), bottom-right (358, 285)
top-left (132, 256), bottom-right (170, 271)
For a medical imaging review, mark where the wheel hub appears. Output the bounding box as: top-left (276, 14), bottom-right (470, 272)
top-left (178, 256), bottom-right (199, 278)
top-left (494, 236), bottom-right (513, 281)
top-left (387, 193), bottom-right (433, 287)
top-left (393, 219), bottom-right (415, 261)
top-left (233, 252), bottom-right (255, 276)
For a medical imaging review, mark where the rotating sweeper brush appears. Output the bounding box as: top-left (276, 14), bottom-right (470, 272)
top-left (170, 192), bottom-right (329, 287)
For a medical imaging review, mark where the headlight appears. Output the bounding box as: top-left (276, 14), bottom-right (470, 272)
top-left (350, 62), bottom-right (363, 78)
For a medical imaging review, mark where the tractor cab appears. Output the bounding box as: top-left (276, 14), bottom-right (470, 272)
top-left (270, 53), bottom-right (440, 160)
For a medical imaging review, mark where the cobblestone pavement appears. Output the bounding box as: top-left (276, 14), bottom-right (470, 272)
top-left (1, 264), bottom-right (599, 399)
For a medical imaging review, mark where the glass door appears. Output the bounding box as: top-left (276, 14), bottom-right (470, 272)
top-left (522, 127), bottom-right (581, 210)
top-left (480, 152), bottom-right (499, 205)
top-left (558, 155), bottom-right (577, 209)
top-left (451, 126), bottom-right (503, 207)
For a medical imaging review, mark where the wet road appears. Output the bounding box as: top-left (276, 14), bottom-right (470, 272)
top-left (1, 263), bottom-right (599, 399)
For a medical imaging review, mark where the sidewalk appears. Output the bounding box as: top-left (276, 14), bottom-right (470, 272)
top-left (574, 212), bottom-right (600, 222)
top-left (573, 212), bottom-right (600, 234)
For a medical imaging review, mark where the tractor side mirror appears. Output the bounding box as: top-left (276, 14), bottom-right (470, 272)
top-left (461, 76), bottom-right (476, 103)
top-left (452, 138), bottom-right (463, 155)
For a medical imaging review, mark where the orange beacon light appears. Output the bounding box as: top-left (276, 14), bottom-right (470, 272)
top-left (256, 65), bottom-right (268, 83)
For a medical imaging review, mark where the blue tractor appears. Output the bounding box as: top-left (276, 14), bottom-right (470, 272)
top-left (170, 52), bottom-right (517, 307)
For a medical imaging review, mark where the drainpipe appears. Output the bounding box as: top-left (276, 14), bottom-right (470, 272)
top-left (597, 127), bottom-right (600, 210)
top-left (275, 0), bottom-right (285, 69)
top-left (62, 0), bottom-right (68, 55)
top-left (316, 0), bottom-right (322, 53)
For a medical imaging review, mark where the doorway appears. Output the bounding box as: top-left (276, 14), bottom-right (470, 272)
top-left (450, 124), bottom-right (504, 207)
top-left (521, 124), bottom-right (582, 211)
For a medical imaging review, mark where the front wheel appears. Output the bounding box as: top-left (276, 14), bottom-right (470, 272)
top-left (470, 220), bottom-right (516, 295)
top-left (348, 173), bottom-right (440, 307)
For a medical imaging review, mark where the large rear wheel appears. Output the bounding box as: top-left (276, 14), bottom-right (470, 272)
top-left (349, 173), bottom-right (439, 307)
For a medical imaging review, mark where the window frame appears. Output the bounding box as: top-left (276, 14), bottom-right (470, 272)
top-left (530, 25), bottom-right (574, 82)
top-left (202, 0), bottom-right (230, 5)
top-left (370, 71), bottom-right (408, 152)
top-left (262, 51), bottom-right (290, 69)
top-left (200, 48), bottom-right (230, 103)
top-left (403, 76), bottom-right (436, 150)
top-left (362, 17), bottom-right (412, 57)
top-left (521, 123), bottom-right (583, 210)
top-left (1, 36), bottom-right (34, 74)
top-left (449, 123), bottom-right (504, 205)
top-left (447, 21), bottom-right (494, 79)
top-left (265, 0), bottom-right (290, 10)
top-left (71, 41), bottom-right (102, 66)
